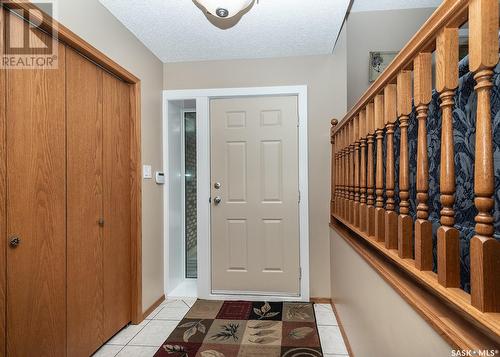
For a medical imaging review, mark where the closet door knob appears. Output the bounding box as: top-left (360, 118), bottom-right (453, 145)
top-left (9, 236), bottom-right (21, 248)
top-left (98, 218), bottom-right (105, 227)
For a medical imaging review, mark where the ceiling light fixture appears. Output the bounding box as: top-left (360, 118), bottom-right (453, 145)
top-left (194, 0), bottom-right (253, 19)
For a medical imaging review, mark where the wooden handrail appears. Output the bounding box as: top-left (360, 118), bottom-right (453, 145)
top-left (330, 0), bottom-right (500, 346)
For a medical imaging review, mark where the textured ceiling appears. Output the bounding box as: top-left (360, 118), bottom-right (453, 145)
top-left (351, 0), bottom-right (442, 12)
top-left (99, 0), bottom-right (351, 63)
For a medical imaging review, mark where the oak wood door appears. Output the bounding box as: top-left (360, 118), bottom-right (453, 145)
top-left (102, 72), bottom-right (132, 341)
top-left (210, 96), bottom-right (300, 295)
top-left (66, 47), bottom-right (105, 357)
top-left (5, 12), bottom-right (67, 357)
top-left (0, 9), bottom-right (6, 356)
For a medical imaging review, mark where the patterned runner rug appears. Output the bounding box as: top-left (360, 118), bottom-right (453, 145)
top-left (154, 300), bottom-right (323, 357)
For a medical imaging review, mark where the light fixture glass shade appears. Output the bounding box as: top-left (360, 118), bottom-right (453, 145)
top-left (194, 0), bottom-right (253, 18)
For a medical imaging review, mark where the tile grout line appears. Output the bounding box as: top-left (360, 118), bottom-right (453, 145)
top-left (111, 344), bottom-right (126, 357)
top-left (106, 318), bottom-right (152, 349)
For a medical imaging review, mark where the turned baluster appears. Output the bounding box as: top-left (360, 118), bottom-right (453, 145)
top-left (366, 102), bottom-right (376, 237)
top-left (340, 127), bottom-right (345, 219)
top-left (374, 94), bottom-right (385, 242)
top-left (343, 126), bottom-right (348, 220)
top-left (335, 132), bottom-right (340, 216)
top-left (469, 0), bottom-right (500, 312)
top-left (359, 109), bottom-right (367, 232)
top-left (342, 125), bottom-right (347, 220)
top-left (384, 84), bottom-right (398, 249)
top-left (436, 27), bottom-right (460, 288)
top-left (349, 120), bottom-right (355, 224)
top-left (354, 115), bottom-right (361, 227)
top-left (397, 70), bottom-right (413, 258)
top-left (414, 52), bottom-right (433, 271)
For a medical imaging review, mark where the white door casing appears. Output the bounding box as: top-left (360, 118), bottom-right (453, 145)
top-left (210, 96), bottom-right (300, 296)
top-left (163, 86), bottom-right (309, 301)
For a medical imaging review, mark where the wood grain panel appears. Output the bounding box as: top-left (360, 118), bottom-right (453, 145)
top-left (0, 1), bottom-right (143, 325)
top-left (66, 47), bottom-right (104, 357)
top-left (103, 73), bottom-right (132, 340)
top-left (129, 82), bottom-right (142, 323)
top-left (5, 13), bottom-right (67, 357)
top-left (0, 8), bottom-right (5, 356)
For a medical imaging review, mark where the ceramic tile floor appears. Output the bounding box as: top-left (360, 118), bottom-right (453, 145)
top-left (92, 299), bottom-right (349, 357)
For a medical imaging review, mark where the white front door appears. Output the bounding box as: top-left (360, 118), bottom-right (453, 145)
top-left (210, 96), bottom-right (300, 296)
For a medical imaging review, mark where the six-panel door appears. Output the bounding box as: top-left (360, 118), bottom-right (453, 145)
top-left (210, 96), bottom-right (301, 296)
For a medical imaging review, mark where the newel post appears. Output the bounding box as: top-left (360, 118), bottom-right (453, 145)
top-left (413, 52), bottom-right (433, 271)
top-left (469, 0), bottom-right (500, 312)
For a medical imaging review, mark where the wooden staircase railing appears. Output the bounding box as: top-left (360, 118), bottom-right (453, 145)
top-left (330, 0), bottom-right (500, 345)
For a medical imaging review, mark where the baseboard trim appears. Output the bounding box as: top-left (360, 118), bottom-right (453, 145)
top-left (310, 297), bottom-right (332, 304)
top-left (331, 301), bottom-right (355, 357)
top-left (141, 294), bottom-right (166, 321)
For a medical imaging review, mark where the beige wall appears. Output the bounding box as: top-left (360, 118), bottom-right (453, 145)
top-left (55, 0), bottom-right (164, 311)
top-left (164, 28), bottom-right (347, 298)
top-left (330, 229), bottom-right (452, 357)
top-left (346, 8), bottom-right (435, 109)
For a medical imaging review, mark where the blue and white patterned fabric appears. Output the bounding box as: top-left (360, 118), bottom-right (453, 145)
top-left (382, 55), bottom-right (500, 292)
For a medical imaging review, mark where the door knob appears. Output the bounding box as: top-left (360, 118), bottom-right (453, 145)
top-left (214, 196), bottom-right (222, 205)
top-left (9, 236), bottom-right (21, 248)
top-left (214, 182), bottom-right (221, 189)
top-left (98, 218), bottom-right (105, 227)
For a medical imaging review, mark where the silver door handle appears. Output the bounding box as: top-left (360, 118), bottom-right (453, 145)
top-left (214, 196), bottom-right (222, 205)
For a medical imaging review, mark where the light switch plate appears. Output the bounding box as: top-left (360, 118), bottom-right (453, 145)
top-left (143, 165), bottom-right (152, 179)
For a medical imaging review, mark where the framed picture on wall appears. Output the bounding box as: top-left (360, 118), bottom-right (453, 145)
top-left (369, 51), bottom-right (398, 82)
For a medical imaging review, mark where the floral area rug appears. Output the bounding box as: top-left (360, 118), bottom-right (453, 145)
top-left (154, 300), bottom-right (323, 357)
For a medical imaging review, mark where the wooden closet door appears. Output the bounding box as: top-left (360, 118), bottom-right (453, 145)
top-left (0, 9), bottom-right (6, 356)
top-left (5, 12), bottom-right (67, 357)
top-left (103, 72), bottom-right (132, 340)
top-left (66, 48), bottom-right (104, 357)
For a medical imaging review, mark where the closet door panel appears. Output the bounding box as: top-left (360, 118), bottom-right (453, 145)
top-left (0, 9), bottom-right (6, 356)
top-left (103, 72), bottom-right (131, 340)
top-left (5, 13), bottom-right (67, 357)
top-left (66, 48), bottom-right (104, 357)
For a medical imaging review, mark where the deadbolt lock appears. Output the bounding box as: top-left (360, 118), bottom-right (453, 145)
top-left (214, 182), bottom-right (221, 189)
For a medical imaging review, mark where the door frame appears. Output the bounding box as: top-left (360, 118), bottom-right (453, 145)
top-left (163, 86), bottom-right (309, 302)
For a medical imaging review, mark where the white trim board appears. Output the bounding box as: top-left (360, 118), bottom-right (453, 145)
top-left (163, 86), bottom-right (310, 302)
